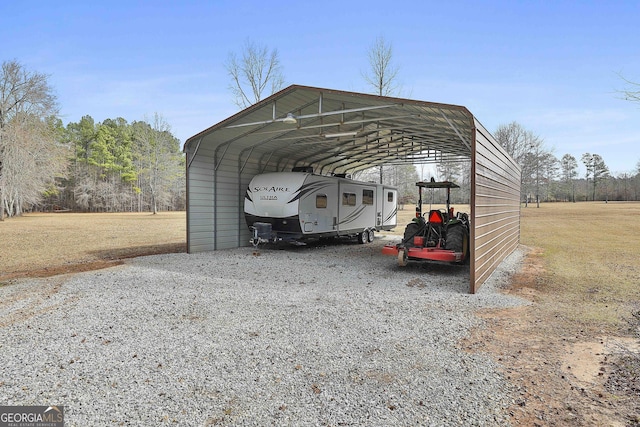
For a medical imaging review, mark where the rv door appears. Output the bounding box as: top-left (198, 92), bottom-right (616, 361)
top-left (382, 186), bottom-right (398, 229)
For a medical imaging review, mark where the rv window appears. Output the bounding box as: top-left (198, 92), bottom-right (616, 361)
top-left (316, 194), bottom-right (327, 208)
top-left (342, 192), bottom-right (356, 206)
top-left (387, 192), bottom-right (394, 202)
top-left (362, 189), bottom-right (374, 205)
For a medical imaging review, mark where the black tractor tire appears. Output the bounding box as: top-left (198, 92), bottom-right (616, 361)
top-left (445, 223), bottom-right (468, 256)
top-left (403, 222), bottom-right (422, 246)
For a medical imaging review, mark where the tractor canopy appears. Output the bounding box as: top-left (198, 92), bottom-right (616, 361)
top-left (416, 180), bottom-right (460, 190)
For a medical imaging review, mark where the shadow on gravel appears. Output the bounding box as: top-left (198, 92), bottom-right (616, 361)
top-left (252, 236), bottom-right (367, 252)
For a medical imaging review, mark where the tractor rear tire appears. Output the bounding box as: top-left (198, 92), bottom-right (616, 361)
top-left (445, 223), bottom-right (467, 255)
top-left (403, 222), bottom-right (421, 246)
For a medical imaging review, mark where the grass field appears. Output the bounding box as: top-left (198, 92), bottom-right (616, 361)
top-left (520, 202), bottom-right (640, 332)
top-left (0, 211), bottom-right (186, 280)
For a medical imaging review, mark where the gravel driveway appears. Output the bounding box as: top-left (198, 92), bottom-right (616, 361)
top-left (0, 238), bottom-right (526, 426)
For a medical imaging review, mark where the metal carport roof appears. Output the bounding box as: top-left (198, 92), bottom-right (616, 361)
top-left (184, 85), bottom-right (521, 293)
top-left (185, 85), bottom-right (474, 175)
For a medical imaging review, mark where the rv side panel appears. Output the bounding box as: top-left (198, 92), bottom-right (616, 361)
top-left (335, 180), bottom-right (376, 234)
top-left (297, 175), bottom-right (339, 236)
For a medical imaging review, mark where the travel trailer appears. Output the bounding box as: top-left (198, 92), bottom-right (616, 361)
top-left (244, 168), bottom-right (397, 245)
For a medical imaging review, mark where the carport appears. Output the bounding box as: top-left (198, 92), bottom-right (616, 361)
top-left (184, 85), bottom-right (521, 293)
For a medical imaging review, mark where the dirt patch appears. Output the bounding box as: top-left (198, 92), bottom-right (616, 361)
top-left (0, 242), bottom-right (186, 281)
top-left (464, 248), bottom-right (640, 426)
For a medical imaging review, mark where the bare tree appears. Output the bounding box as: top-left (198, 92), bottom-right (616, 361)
top-left (0, 60), bottom-right (62, 219)
top-left (494, 121), bottom-right (530, 164)
top-left (619, 73), bottom-right (640, 103)
top-left (619, 76), bottom-right (640, 186)
top-left (495, 122), bottom-right (549, 206)
top-left (225, 39), bottom-right (285, 109)
top-left (523, 135), bottom-right (557, 207)
top-left (362, 36), bottom-right (402, 183)
top-left (363, 35), bottom-right (400, 96)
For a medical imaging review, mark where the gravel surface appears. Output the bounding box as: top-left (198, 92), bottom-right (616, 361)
top-left (0, 238), bottom-right (526, 426)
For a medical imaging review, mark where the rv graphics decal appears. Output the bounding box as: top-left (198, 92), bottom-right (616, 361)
top-left (384, 207), bottom-right (398, 223)
top-left (288, 181), bottom-right (332, 204)
top-left (338, 205), bottom-right (367, 225)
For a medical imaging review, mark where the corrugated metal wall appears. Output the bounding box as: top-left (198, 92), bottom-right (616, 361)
top-left (470, 119), bottom-right (522, 293)
top-left (186, 137), bottom-right (276, 252)
top-left (186, 138), bottom-right (216, 252)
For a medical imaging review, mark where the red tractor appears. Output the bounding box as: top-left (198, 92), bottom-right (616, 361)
top-left (382, 179), bottom-right (470, 266)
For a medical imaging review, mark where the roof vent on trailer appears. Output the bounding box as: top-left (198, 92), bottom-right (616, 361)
top-left (333, 173), bottom-right (351, 179)
top-left (292, 166), bottom-right (314, 173)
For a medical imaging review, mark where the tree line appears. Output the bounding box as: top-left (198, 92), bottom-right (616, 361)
top-left (0, 60), bottom-right (185, 219)
top-left (61, 113), bottom-right (185, 214)
top-left (398, 121), bottom-right (640, 206)
top-left (3, 38), bottom-right (640, 219)
top-left (494, 121), bottom-right (640, 204)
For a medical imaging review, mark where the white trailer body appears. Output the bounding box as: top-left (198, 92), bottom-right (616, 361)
top-left (244, 172), bottom-right (397, 243)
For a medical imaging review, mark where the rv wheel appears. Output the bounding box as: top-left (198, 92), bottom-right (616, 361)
top-left (367, 229), bottom-right (375, 243)
top-left (358, 232), bottom-right (367, 244)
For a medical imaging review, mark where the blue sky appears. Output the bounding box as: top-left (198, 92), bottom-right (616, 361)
top-left (2, 1), bottom-right (639, 175)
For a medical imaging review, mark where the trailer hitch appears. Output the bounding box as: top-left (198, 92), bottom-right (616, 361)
top-left (250, 222), bottom-right (274, 248)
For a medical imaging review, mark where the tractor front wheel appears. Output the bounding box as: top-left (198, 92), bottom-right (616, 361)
top-left (397, 248), bottom-right (408, 267)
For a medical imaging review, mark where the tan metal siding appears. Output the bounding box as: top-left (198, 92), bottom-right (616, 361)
top-left (470, 119), bottom-right (521, 293)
